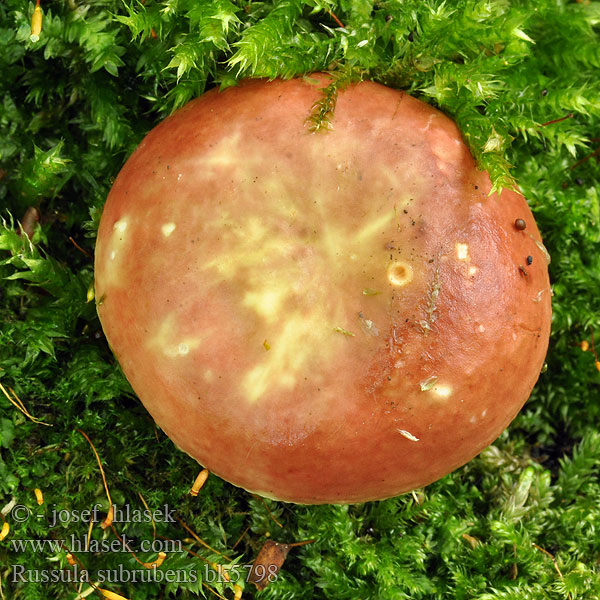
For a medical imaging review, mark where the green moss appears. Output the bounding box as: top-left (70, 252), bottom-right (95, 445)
top-left (1, 1), bottom-right (599, 598)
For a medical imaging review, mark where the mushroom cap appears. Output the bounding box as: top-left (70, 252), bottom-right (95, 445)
top-left (95, 75), bottom-right (551, 504)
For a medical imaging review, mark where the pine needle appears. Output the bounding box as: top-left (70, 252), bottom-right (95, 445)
top-left (0, 382), bottom-right (52, 426)
top-left (137, 491), bottom-right (157, 539)
top-left (77, 429), bottom-right (114, 529)
top-left (254, 495), bottom-right (284, 528)
top-left (176, 516), bottom-right (232, 561)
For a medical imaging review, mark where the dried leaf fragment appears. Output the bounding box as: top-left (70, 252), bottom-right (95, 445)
top-left (20, 207), bottom-right (40, 240)
top-left (248, 540), bottom-right (290, 590)
top-left (461, 533), bottom-right (480, 549)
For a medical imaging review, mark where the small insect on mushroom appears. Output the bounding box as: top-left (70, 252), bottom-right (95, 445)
top-left (514, 218), bottom-right (527, 230)
top-left (526, 256), bottom-right (533, 265)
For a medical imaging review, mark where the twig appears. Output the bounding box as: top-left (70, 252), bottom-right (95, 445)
top-left (69, 236), bottom-right (93, 258)
top-left (181, 545), bottom-right (230, 582)
top-left (231, 525), bottom-right (250, 550)
top-left (329, 10), bottom-right (344, 28)
top-left (56, 537), bottom-right (89, 578)
top-left (202, 582), bottom-right (227, 600)
top-left (570, 146), bottom-right (600, 171)
top-left (533, 543), bottom-right (572, 600)
top-left (287, 539), bottom-right (315, 548)
top-left (138, 492), bottom-right (156, 539)
top-left (589, 327), bottom-right (600, 371)
top-left (254, 495), bottom-right (284, 528)
top-left (541, 113), bottom-right (574, 127)
top-left (77, 429), bottom-right (113, 529)
top-left (77, 516), bottom-right (96, 594)
top-left (0, 382), bottom-right (52, 426)
top-left (176, 516), bottom-right (232, 561)
top-left (73, 585), bottom-right (99, 599)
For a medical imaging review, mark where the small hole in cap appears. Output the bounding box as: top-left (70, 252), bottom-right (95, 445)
top-left (388, 261), bottom-right (413, 287)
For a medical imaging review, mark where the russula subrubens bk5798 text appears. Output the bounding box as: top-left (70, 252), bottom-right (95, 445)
top-left (95, 75), bottom-right (552, 504)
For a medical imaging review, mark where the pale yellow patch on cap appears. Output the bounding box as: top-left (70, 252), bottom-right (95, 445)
top-left (456, 243), bottom-right (470, 261)
top-left (161, 222), bottom-right (176, 237)
top-left (432, 384), bottom-right (453, 398)
top-left (113, 219), bottom-right (128, 233)
top-left (147, 314), bottom-right (202, 358)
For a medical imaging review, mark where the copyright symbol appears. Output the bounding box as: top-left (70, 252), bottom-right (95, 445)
top-left (11, 505), bottom-right (31, 523)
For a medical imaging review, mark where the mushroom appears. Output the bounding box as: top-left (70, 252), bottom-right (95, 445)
top-left (94, 75), bottom-right (551, 504)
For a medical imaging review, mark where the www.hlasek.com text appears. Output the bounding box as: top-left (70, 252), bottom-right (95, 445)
top-left (10, 534), bottom-right (180, 555)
